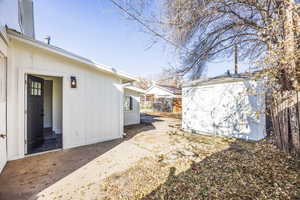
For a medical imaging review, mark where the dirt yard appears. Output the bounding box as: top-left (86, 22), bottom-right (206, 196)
top-left (144, 112), bottom-right (182, 119)
top-left (0, 115), bottom-right (299, 200)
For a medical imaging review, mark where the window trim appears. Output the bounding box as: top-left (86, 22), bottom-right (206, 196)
top-left (124, 95), bottom-right (134, 112)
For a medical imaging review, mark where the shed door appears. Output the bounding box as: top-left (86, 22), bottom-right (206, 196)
top-left (27, 75), bottom-right (44, 154)
top-left (0, 55), bottom-right (7, 173)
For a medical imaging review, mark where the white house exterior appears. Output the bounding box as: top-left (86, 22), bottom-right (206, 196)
top-left (143, 84), bottom-right (182, 113)
top-left (0, 0), bottom-right (137, 173)
top-left (124, 86), bottom-right (145, 126)
top-left (146, 85), bottom-right (177, 98)
top-left (0, 27), bottom-right (8, 173)
top-left (182, 75), bottom-right (266, 141)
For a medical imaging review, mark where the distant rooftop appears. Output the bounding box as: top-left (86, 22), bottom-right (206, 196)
top-left (156, 84), bottom-right (181, 95)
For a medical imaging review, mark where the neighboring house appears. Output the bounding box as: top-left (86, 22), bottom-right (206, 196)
top-left (142, 84), bottom-right (182, 113)
top-left (182, 74), bottom-right (266, 141)
top-left (124, 86), bottom-right (145, 126)
top-left (0, 0), bottom-right (137, 173)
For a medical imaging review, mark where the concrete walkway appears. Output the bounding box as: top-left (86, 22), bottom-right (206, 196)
top-left (0, 115), bottom-right (180, 200)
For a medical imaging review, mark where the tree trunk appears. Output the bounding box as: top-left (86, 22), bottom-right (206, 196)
top-left (283, 0), bottom-right (297, 89)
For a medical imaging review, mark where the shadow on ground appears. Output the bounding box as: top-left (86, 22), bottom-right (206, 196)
top-left (140, 113), bottom-right (165, 124)
top-left (0, 114), bottom-right (158, 200)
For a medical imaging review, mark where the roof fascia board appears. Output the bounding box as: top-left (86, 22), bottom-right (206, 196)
top-left (156, 85), bottom-right (175, 94)
top-left (0, 27), bottom-right (9, 46)
top-left (146, 85), bottom-right (175, 95)
top-left (183, 77), bottom-right (253, 88)
top-left (124, 86), bottom-right (145, 94)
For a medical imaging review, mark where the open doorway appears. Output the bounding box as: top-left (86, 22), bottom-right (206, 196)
top-left (26, 74), bottom-right (63, 155)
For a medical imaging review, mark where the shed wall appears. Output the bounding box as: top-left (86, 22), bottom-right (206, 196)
top-left (182, 80), bottom-right (266, 141)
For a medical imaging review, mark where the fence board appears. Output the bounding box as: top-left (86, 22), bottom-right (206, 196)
top-left (271, 90), bottom-right (300, 156)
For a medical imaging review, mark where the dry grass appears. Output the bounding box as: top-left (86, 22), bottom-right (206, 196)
top-left (144, 112), bottom-right (182, 119)
top-left (100, 131), bottom-right (300, 200)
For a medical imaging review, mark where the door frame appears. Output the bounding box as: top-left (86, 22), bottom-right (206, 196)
top-left (0, 52), bottom-right (7, 173)
top-left (20, 69), bottom-right (66, 158)
top-left (25, 75), bottom-right (45, 155)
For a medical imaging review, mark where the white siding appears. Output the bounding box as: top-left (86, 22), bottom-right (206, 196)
top-left (7, 39), bottom-right (124, 160)
top-left (124, 89), bottom-right (141, 126)
top-left (146, 86), bottom-right (174, 97)
top-left (0, 50), bottom-right (7, 173)
top-left (182, 79), bottom-right (266, 141)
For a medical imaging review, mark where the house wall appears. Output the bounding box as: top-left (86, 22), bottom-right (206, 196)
top-left (124, 89), bottom-right (141, 126)
top-left (7, 39), bottom-right (124, 160)
top-left (146, 86), bottom-right (174, 97)
top-left (182, 79), bottom-right (266, 141)
top-left (0, 29), bottom-right (8, 173)
top-left (0, 38), bottom-right (7, 173)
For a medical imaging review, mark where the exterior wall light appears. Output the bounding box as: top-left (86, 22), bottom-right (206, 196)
top-left (71, 76), bottom-right (77, 88)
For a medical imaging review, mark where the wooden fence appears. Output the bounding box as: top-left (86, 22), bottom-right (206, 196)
top-left (271, 91), bottom-right (300, 156)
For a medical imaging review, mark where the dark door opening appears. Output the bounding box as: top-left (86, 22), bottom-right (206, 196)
top-left (26, 75), bottom-right (62, 155)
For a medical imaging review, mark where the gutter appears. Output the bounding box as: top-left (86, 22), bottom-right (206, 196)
top-left (0, 27), bottom-right (9, 46)
top-left (123, 84), bottom-right (146, 94)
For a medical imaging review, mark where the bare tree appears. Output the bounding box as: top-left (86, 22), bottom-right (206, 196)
top-left (164, 0), bottom-right (294, 79)
top-left (112, 0), bottom-right (300, 155)
top-left (132, 77), bottom-right (151, 90)
top-left (155, 67), bottom-right (183, 86)
top-left (116, 0), bottom-right (299, 80)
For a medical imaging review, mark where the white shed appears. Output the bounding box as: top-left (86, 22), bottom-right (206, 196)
top-left (124, 86), bottom-right (145, 126)
top-left (182, 75), bottom-right (266, 141)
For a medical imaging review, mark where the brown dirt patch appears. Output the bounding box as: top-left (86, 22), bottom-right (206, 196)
top-left (145, 112), bottom-right (182, 119)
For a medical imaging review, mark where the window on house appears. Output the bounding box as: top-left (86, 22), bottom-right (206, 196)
top-left (124, 96), bottom-right (133, 111)
top-left (30, 81), bottom-right (42, 96)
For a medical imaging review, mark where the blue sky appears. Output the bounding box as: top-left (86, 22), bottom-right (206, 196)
top-left (34, 0), bottom-right (243, 78)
